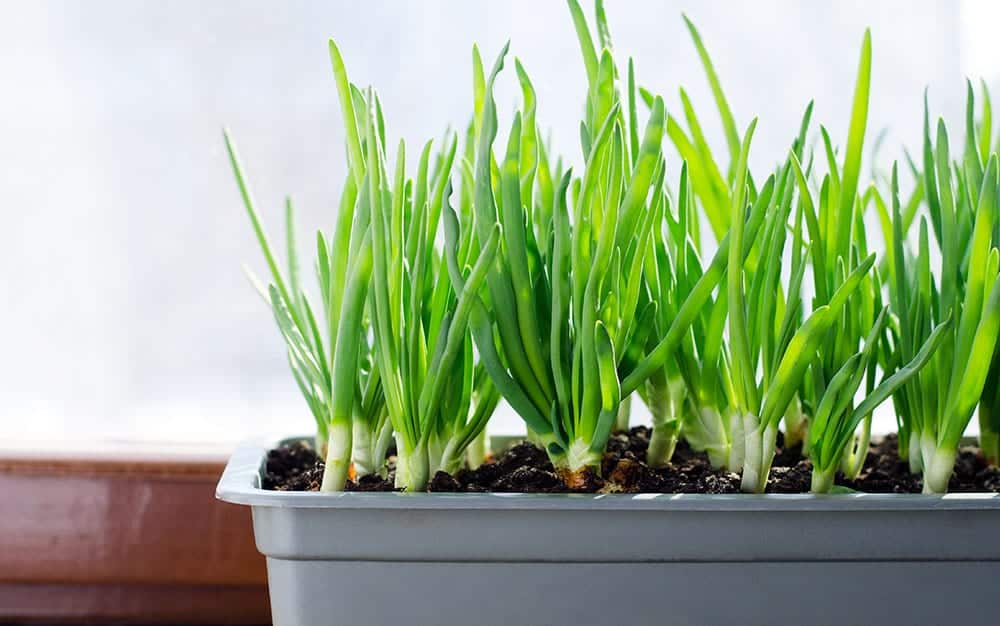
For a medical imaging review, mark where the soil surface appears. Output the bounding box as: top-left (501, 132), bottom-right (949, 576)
top-left (261, 427), bottom-right (1000, 494)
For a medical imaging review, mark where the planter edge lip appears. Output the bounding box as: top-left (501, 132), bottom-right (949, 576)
top-left (216, 435), bottom-right (1000, 512)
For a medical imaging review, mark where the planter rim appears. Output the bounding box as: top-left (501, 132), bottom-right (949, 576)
top-left (217, 436), bottom-right (1000, 511)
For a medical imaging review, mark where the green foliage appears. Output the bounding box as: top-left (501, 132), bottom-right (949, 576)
top-left (882, 95), bottom-right (1000, 491)
top-left (226, 1), bottom-right (1000, 495)
top-left (467, 17), bottom-right (672, 473)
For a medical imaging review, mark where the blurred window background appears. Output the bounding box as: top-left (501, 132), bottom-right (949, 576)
top-left (1, 1), bottom-right (995, 445)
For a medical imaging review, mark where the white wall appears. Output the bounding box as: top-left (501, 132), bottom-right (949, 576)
top-left (0, 1), bottom-right (978, 444)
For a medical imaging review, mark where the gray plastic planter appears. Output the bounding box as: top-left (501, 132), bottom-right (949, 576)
top-left (218, 437), bottom-right (1000, 626)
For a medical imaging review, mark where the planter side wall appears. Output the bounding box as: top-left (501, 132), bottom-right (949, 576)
top-left (251, 505), bottom-right (1000, 562)
top-left (266, 559), bottom-right (995, 626)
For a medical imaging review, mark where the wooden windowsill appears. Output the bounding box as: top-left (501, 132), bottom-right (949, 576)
top-left (0, 441), bottom-right (270, 624)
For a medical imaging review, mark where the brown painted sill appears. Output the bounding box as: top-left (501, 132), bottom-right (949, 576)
top-left (0, 442), bottom-right (269, 624)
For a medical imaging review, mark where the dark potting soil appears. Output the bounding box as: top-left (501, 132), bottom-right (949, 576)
top-left (261, 427), bottom-right (1000, 494)
top-left (260, 443), bottom-right (397, 492)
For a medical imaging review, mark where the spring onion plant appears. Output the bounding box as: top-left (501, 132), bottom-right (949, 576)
top-left (467, 38), bottom-right (664, 480)
top-left (725, 117), bottom-right (884, 492)
top-left (881, 83), bottom-right (1000, 469)
top-left (662, 17), bottom-right (816, 461)
top-left (633, 153), bottom-right (775, 474)
top-left (225, 122), bottom-right (384, 491)
top-left (640, 164), bottom-right (726, 467)
top-left (784, 33), bottom-right (953, 491)
top-left (880, 96), bottom-right (1000, 491)
top-left (462, 2), bottom-right (745, 483)
top-left (636, 17), bottom-right (746, 464)
top-left (633, 19), bottom-right (748, 469)
top-left (228, 39), bottom-right (409, 491)
top-left (790, 31), bottom-right (881, 473)
top-left (358, 85), bottom-right (502, 491)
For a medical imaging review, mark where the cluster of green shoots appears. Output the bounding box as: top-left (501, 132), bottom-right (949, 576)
top-left (228, 1), bottom-right (1000, 494)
